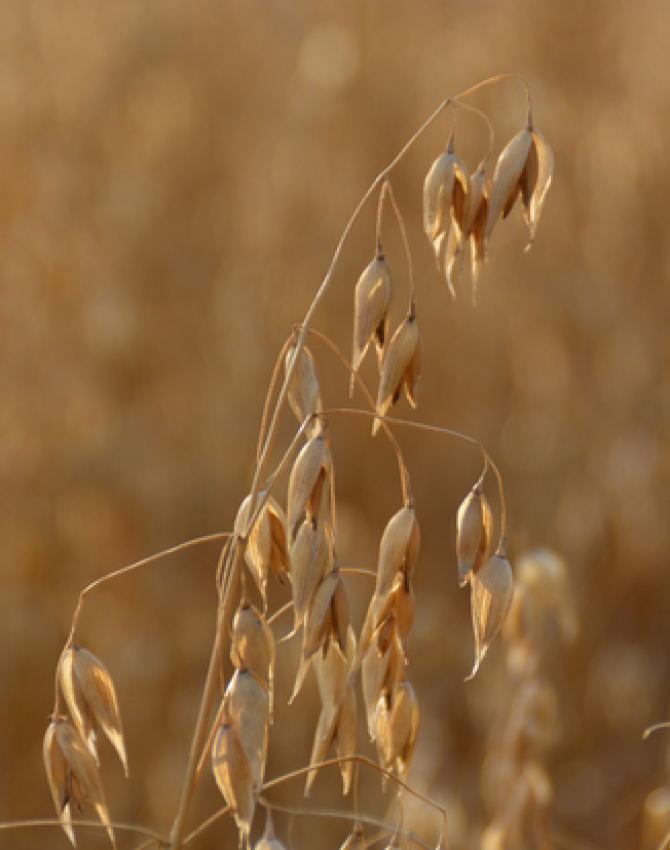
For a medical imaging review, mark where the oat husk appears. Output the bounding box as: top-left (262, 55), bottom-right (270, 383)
top-left (352, 255), bottom-right (393, 390)
top-left (285, 343), bottom-right (322, 439)
top-left (468, 554), bottom-right (514, 679)
top-left (374, 313), bottom-right (420, 435)
top-left (230, 600), bottom-right (275, 716)
top-left (59, 646), bottom-right (128, 777)
top-left (456, 489), bottom-right (492, 587)
top-left (423, 142), bottom-right (471, 267)
top-left (375, 680), bottom-right (419, 778)
top-left (234, 493), bottom-right (290, 602)
top-left (290, 518), bottom-right (332, 635)
top-left (212, 719), bottom-right (255, 850)
top-left (223, 669), bottom-right (269, 790)
top-left (377, 506), bottom-right (419, 596)
top-left (287, 434), bottom-right (330, 540)
top-left (44, 718), bottom-right (115, 848)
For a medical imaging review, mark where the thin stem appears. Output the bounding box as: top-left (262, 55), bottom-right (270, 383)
top-left (451, 99), bottom-right (495, 168)
top-left (453, 73), bottom-right (532, 125)
top-left (305, 328), bottom-right (412, 505)
top-left (0, 818), bottom-right (166, 845)
top-left (643, 721), bottom-right (670, 739)
top-left (182, 806), bottom-right (231, 847)
top-left (376, 179), bottom-right (390, 256)
top-left (53, 531), bottom-right (232, 718)
top-left (258, 799), bottom-right (433, 850)
top-left (382, 181), bottom-right (415, 309)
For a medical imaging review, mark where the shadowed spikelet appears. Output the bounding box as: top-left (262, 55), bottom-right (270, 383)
top-left (223, 669), bottom-right (269, 790)
top-left (234, 493), bottom-right (290, 603)
top-left (423, 136), bottom-right (470, 270)
top-left (59, 646), bottom-right (128, 777)
top-left (44, 718), bottom-right (115, 848)
top-left (290, 518), bottom-right (332, 635)
top-left (374, 680), bottom-right (419, 779)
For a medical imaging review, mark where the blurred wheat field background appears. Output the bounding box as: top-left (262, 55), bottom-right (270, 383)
top-left (1, 2), bottom-right (669, 849)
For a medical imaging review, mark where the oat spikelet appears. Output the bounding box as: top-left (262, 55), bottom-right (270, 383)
top-left (290, 518), bottom-right (331, 635)
top-left (285, 343), bottom-right (322, 439)
top-left (456, 489), bottom-right (493, 587)
top-left (468, 554), bottom-right (514, 679)
top-left (223, 669), bottom-right (270, 790)
top-left (59, 646), bottom-right (128, 777)
top-left (287, 433), bottom-right (330, 540)
top-left (374, 312), bottom-right (420, 435)
top-left (486, 121), bottom-right (554, 250)
top-left (377, 506), bottom-right (419, 597)
top-left (44, 718), bottom-right (115, 848)
top-left (212, 718), bottom-right (255, 850)
top-left (305, 680), bottom-right (357, 796)
top-left (464, 165), bottom-right (490, 303)
top-left (423, 140), bottom-right (470, 271)
top-left (351, 255), bottom-right (393, 391)
top-left (375, 680), bottom-right (419, 778)
top-left (234, 493), bottom-right (290, 602)
top-left (230, 600), bottom-right (276, 716)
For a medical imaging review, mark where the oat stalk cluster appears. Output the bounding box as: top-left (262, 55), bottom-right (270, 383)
top-left (41, 76), bottom-right (554, 850)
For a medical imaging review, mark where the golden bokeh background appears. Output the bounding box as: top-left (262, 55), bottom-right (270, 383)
top-left (1, 2), bottom-right (669, 848)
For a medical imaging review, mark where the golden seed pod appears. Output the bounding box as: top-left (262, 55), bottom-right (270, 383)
top-left (362, 630), bottom-right (405, 741)
top-left (255, 808), bottom-right (287, 850)
top-left (423, 144), bottom-right (471, 267)
top-left (44, 718), bottom-right (115, 848)
top-left (234, 493), bottom-right (290, 602)
top-left (336, 682), bottom-right (357, 794)
top-left (212, 719), bottom-right (255, 850)
top-left (375, 680), bottom-right (419, 778)
top-left (285, 343), bottom-right (322, 438)
top-left (521, 129), bottom-right (554, 249)
top-left (377, 506), bottom-right (420, 596)
top-left (463, 165), bottom-right (490, 303)
top-left (374, 313), bottom-right (421, 434)
top-left (59, 646), bottom-right (128, 777)
top-left (486, 124), bottom-right (554, 250)
top-left (290, 518), bottom-right (331, 635)
top-left (287, 434), bottom-right (330, 540)
top-left (224, 669), bottom-right (270, 791)
top-left (468, 554), bottom-right (514, 679)
top-left (230, 600), bottom-right (275, 715)
top-left (456, 489), bottom-right (492, 587)
top-left (351, 255), bottom-right (393, 385)
top-left (313, 624), bottom-right (356, 716)
top-left (486, 128), bottom-right (533, 243)
top-left (305, 702), bottom-right (339, 796)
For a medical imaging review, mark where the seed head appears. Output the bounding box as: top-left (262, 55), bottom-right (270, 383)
top-left (223, 669), bottom-right (269, 791)
top-left (230, 600), bottom-right (275, 715)
top-left (468, 554), bottom-right (514, 679)
top-left (43, 717), bottom-right (115, 847)
top-left (374, 313), bottom-right (421, 434)
top-left (285, 343), bottom-right (322, 439)
top-left (423, 139), bottom-right (471, 269)
top-left (377, 506), bottom-right (420, 597)
top-left (212, 717), bottom-right (255, 850)
top-left (234, 493), bottom-right (290, 603)
top-left (486, 122), bottom-right (554, 250)
top-left (58, 646), bottom-right (128, 777)
top-left (456, 488), bottom-right (492, 587)
top-left (374, 680), bottom-right (419, 778)
top-left (290, 518), bottom-right (332, 635)
top-left (352, 255), bottom-right (393, 390)
top-left (287, 432), bottom-right (331, 540)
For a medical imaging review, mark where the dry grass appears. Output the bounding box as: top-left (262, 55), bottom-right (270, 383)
top-left (2, 4), bottom-right (670, 850)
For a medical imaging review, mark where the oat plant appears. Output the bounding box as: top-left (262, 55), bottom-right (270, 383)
top-left (15, 75), bottom-right (557, 849)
